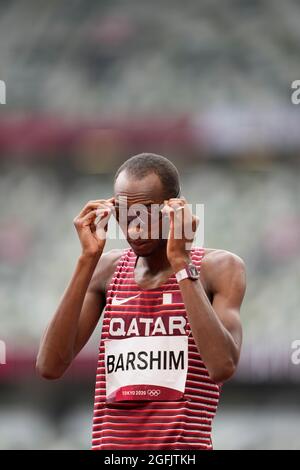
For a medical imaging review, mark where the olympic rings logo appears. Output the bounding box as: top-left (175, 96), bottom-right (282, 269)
top-left (147, 389), bottom-right (161, 397)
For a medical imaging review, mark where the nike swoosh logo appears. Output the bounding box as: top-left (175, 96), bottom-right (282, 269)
top-left (111, 294), bottom-right (140, 305)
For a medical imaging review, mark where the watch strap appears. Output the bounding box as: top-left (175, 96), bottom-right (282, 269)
top-left (175, 263), bottom-right (199, 282)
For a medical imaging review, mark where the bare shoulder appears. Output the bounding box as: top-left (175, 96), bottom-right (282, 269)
top-left (202, 248), bottom-right (245, 271)
top-left (89, 248), bottom-right (125, 294)
top-left (201, 248), bottom-right (246, 295)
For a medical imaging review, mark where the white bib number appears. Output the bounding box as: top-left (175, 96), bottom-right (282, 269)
top-left (105, 335), bottom-right (188, 402)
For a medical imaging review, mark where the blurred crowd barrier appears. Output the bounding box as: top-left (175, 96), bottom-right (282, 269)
top-left (1, 0), bottom-right (300, 115)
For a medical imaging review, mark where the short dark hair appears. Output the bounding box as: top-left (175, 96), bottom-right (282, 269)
top-left (114, 153), bottom-right (180, 199)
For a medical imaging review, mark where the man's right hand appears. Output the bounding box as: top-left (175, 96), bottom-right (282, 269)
top-left (73, 198), bottom-right (115, 257)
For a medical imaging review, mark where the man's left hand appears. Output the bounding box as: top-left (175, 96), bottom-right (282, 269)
top-left (162, 197), bottom-right (199, 271)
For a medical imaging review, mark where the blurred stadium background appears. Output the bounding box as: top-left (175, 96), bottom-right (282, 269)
top-left (1, 0), bottom-right (300, 449)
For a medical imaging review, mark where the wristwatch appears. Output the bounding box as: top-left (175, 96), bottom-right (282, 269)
top-left (175, 263), bottom-right (199, 282)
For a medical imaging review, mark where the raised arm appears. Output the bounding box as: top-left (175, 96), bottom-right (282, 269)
top-left (36, 198), bottom-right (119, 380)
top-left (172, 249), bottom-right (246, 384)
top-left (164, 196), bottom-right (246, 384)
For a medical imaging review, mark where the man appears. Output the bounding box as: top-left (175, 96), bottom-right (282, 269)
top-left (37, 153), bottom-right (246, 450)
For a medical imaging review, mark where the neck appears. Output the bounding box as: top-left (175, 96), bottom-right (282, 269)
top-left (137, 242), bottom-right (171, 274)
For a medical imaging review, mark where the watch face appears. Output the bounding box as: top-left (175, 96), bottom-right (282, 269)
top-left (188, 264), bottom-right (199, 279)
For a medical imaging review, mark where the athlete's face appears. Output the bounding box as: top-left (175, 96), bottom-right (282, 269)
top-left (114, 171), bottom-right (168, 256)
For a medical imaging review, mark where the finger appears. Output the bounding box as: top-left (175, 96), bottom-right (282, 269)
top-left (168, 202), bottom-right (192, 222)
top-left (95, 214), bottom-right (111, 240)
top-left (90, 209), bottom-right (112, 234)
top-left (192, 215), bottom-right (200, 232)
top-left (174, 205), bottom-right (185, 213)
top-left (94, 208), bottom-right (112, 227)
top-left (74, 209), bottom-right (99, 229)
top-left (167, 208), bottom-right (175, 235)
top-left (82, 209), bottom-right (102, 223)
top-left (78, 199), bottom-right (114, 218)
top-left (101, 197), bottom-right (115, 210)
top-left (164, 197), bottom-right (186, 204)
top-left (161, 204), bottom-right (174, 216)
top-left (84, 208), bottom-right (110, 224)
top-left (168, 202), bottom-right (185, 215)
top-left (106, 197), bottom-right (115, 205)
top-left (78, 201), bottom-right (105, 218)
top-left (95, 206), bottom-right (112, 216)
top-left (169, 207), bottom-right (175, 221)
top-left (164, 200), bottom-right (185, 210)
top-left (82, 202), bottom-right (113, 220)
top-left (184, 215), bottom-right (199, 242)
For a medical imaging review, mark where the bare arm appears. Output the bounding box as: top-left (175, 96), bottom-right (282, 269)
top-left (73, 249), bottom-right (122, 358)
top-left (36, 198), bottom-right (118, 379)
top-left (172, 250), bottom-right (246, 384)
top-left (164, 197), bottom-right (246, 384)
top-left (36, 255), bottom-right (102, 379)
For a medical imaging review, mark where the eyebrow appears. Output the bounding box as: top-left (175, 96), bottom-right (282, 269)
top-left (114, 200), bottom-right (157, 207)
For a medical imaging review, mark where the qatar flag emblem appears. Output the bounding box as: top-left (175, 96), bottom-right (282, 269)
top-left (162, 292), bottom-right (183, 305)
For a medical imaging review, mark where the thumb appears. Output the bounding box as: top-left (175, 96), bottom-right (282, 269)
top-left (168, 207), bottom-right (175, 237)
top-left (192, 215), bottom-right (200, 233)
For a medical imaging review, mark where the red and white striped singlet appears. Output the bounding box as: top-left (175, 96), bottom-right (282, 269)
top-left (92, 247), bottom-right (221, 450)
